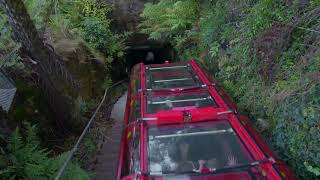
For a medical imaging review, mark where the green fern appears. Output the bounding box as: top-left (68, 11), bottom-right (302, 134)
top-left (140, 0), bottom-right (199, 40)
top-left (51, 0), bottom-right (126, 61)
top-left (0, 123), bottom-right (91, 180)
top-left (140, 0), bottom-right (200, 58)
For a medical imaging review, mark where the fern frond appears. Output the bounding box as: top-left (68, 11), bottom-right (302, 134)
top-left (7, 128), bottom-right (23, 153)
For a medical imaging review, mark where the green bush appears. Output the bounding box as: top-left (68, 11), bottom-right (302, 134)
top-left (140, 0), bottom-right (200, 54)
top-left (80, 16), bottom-right (126, 60)
top-left (0, 11), bottom-right (13, 49)
top-left (52, 0), bottom-right (127, 61)
top-left (0, 123), bottom-right (90, 180)
top-left (24, 0), bottom-right (52, 28)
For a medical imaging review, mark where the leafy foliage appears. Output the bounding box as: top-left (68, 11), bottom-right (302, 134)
top-left (0, 123), bottom-right (90, 179)
top-left (141, 1), bottom-right (197, 37)
top-left (1, 0), bottom-right (127, 63)
top-left (140, 0), bottom-right (200, 53)
top-left (24, 0), bottom-right (53, 28)
top-left (0, 11), bottom-right (13, 49)
top-left (141, 0), bottom-right (320, 179)
top-left (80, 16), bottom-right (126, 60)
top-left (51, 0), bottom-right (127, 61)
top-left (1, 0), bottom-right (52, 49)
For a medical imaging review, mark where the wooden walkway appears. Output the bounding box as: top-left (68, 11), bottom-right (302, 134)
top-left (94, 92), bottom-right (127, 179)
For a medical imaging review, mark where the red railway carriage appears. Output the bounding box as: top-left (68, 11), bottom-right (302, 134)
top-left (117, 60), bottom-right (295, 180)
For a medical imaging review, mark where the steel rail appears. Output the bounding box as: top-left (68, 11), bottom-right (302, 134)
top-left (54, 79), bottom-right (127, 180)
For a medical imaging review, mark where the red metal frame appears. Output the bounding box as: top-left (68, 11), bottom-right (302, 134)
top-left (141, 63), bottom-right (147, 174)
top-left (117, 60), bottom-right (296, 180)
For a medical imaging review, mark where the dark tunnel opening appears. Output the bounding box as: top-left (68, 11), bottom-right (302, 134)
top-left (110, 33), bottom-right (176, 81)
top-left (125, 44), bottom-right (174, 68)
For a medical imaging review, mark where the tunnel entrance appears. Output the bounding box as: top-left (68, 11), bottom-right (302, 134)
top-left (125, 44), bottom-right (173, 67)
top-left (124, 33), bottom-right (175, 68)
top-left (110, 33), bottom-right (176, 81)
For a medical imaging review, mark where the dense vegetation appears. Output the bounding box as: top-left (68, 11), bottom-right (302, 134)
top-left (141, 0), bottom-right (320, 179)
top-left (0, 123), bottom-right (90, 179)
top-left (0, 0), bottom-right (127, 179)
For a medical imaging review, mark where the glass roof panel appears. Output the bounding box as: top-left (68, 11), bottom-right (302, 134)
top-left (146, 64), bottom-right (202, 89)
top-left (146, 91), bottom-right (217, 114)
top-left (148, 121), bottom-right (251, 175)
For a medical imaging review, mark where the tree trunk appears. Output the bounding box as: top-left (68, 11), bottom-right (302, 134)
top-left (0, 0), bottom-right (79, 131)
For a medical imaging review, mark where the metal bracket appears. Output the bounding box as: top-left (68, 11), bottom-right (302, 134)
top-left (182, 111), bottom-right (192, 123)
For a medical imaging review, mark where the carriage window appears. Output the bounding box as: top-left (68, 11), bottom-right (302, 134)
top-left (121, 124), bottom-right (141, 177)
top-left (147, 121), bottom-right (251, 175)
top-left (129, 128), bottom-right (140, 175)
top-left (146, 64), bottom-right (202, 89)
top-left (129, 95), bottom-right (141, 122)
top-left (130, 64), bottom-right (141, 95)
top-left (146, 92), bottom-right (217, 114)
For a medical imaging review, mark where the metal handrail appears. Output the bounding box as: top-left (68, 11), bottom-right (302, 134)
top-left (153, 128), bottom-right (234, 139)
top-left (54, 79), bottom-right (127, 180)
top-left (154, 78), bottom-right (191, 83)
top-left (150, 97), bottom-right (210, 105)
top-left (148, 65), bottom-right (187, 70)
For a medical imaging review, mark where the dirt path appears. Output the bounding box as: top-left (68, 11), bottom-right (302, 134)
top-left (94, 92), bottom-right (127, 179)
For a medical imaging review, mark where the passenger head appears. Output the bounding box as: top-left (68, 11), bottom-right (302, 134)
top-left (145, 52), bottom-right (154, 62)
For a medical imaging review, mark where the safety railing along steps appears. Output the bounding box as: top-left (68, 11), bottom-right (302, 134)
top-left (55, 79), bottom-right (127, 180)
